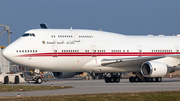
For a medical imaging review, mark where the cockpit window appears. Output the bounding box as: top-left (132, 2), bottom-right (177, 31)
top-left (22, 33), bottom-right (35, 37)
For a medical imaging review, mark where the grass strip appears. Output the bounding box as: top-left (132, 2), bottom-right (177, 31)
top-left (0, 85), bottom-right (72, 92)
top-left (1, 91), bottom-right (180, 101)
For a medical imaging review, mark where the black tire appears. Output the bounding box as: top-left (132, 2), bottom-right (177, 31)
top-left (145, 77), bottom-right (149, 82)
top-left (115, 77), bottom-right (120, 83)
top-left (156, 77), bottom-right (162, 82)
top-left (110, 77), bottom-right (115, 83)
top-left (129, 77), bottom-right (134, 83)
top-left (134, 77), bottom-right (139, 82)
top-left (148, 78), bottom-right (152, 82)
top-left (14, 76), bottom-right (19, 84)
top-left (4, 76), bottom-right (9, 84)
top-left (105, 77), bottom-right (110, 83)
top-left (35, 77), bottom-right (42, 84)
top-left (152, 77), bottom-right (156, 82)
top-left (92, 76), bottom-right (96, 80)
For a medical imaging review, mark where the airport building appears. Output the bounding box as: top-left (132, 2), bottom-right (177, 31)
top-left (0, 46), bottom-right (9, 73)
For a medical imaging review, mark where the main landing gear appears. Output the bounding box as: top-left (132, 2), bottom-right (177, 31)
top-left (103, 72), bottom-right (162, 83)
top-left (129, 76), bottom-right (162, 83)
top-left (104, 73), bottom-right (121, 83)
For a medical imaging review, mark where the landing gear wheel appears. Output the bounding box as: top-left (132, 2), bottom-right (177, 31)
top-left (129, 77), bottom-right (134, 83)
top-left (36, 77), bottom-right (42, 84)
top-left (110, 77), bottom-right (115, 83)
top-left (105, 77), bottom-right (110, 83)
top-left (115, 77), bottom-right (120, 83)
top-left (3, 76), bottom-right (9, 84)
top-left (156, 77), bottom-right (162, 82)
top-left (14, 76), bottom-right (19, 84)
top-left (152, 77), bottom-right (156, 82)
top-left (145, 77), bottom-right (149, 82)
top-left (134, 77), bottom-right (139, 82)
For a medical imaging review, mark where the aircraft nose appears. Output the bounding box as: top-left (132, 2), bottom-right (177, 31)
top-left (2, 46), bottom-right (12, 61)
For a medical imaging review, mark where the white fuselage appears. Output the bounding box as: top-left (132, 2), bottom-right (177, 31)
top-left (3, 29), bottom-right (180, 73)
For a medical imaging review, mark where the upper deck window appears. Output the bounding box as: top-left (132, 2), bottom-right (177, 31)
top-left (22, 33), bottom-right (35, 37)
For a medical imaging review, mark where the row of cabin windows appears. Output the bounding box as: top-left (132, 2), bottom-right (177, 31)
top-left (16, 49), bottom-right (177, 53)
top-left (51, 35), bottom-right (73, 38)
top-left (79, 35), bottom-right (93, 38)
top-left (16, 50), bottom-right (37, 53)
top-left (51, 35), bottom-right (93, 38)
top-left (58, 35), bottom-right (73, 38)
top-left (62, 50), bottom-right (79, 52)
top-left (62, 50), bottom-right (104, 52)
top-left (97, 50), bottom-right (105, 52)
top-left (152, 50), bottom-right (173, 52)
top-left (85, 50), bottom-right (89, 52)
top-left (112, 50), bottom-right (129, 52)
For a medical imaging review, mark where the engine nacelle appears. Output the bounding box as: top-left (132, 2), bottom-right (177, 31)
top-left (141, 61), bottom-right (167, 77)
top-left (52, 72), bottom-right (76, 78)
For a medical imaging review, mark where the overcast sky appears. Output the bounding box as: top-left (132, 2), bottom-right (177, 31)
top-left (0, 1), bottom-right (180, 46)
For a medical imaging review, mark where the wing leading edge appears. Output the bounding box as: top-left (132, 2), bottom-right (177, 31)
top-left (101, 56), bottom-right (165, 68)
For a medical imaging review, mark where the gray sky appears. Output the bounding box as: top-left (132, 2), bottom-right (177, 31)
top-left (0, 1), bottom-right (180, 46)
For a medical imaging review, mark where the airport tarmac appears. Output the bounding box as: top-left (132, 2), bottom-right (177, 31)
top-left (1, 78), bottom-right (180, 97)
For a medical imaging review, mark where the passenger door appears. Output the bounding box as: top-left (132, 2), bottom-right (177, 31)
top-left (175, 45), bottom-right (179, 54)
top-left (52, 45), bottom-right (58, 57)
top-left (70, 30), bottom-right (80, 42)
top-left (91, 45), bottom-right (97, 57)
top-left (137, 45), bottom-right (142, 57)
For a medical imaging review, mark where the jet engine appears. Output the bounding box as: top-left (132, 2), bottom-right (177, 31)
top-left (52, 72), bottom-right (77, 78)
top-left (141, 61), bottom-right (167, 77)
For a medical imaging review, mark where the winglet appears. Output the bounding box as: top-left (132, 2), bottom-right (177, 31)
top-left (40, 23), bottom-right (48, 29)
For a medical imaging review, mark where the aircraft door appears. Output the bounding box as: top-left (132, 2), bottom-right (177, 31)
top-left (174, 45), bottom-right (179, 54)
top-left (52, 45), bottom-right (58, 57)
top-left (70, 30), bottom-right (80, 42)
top-left (91, 45), bottom-right (97, 57)
top-left (137, 45), bottom-right (142, 57)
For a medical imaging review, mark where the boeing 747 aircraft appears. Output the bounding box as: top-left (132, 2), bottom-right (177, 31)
top-left (3, 24), bottom-right (180, 83)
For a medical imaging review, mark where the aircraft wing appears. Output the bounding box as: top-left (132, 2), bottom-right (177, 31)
top-left (101, 56), bottom-right (165, 67)
top-left (166, 54), bottom-right (180, 59)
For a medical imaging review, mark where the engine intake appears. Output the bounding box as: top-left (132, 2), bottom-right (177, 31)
top-left (141, 61), bottom-right (167, 77)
